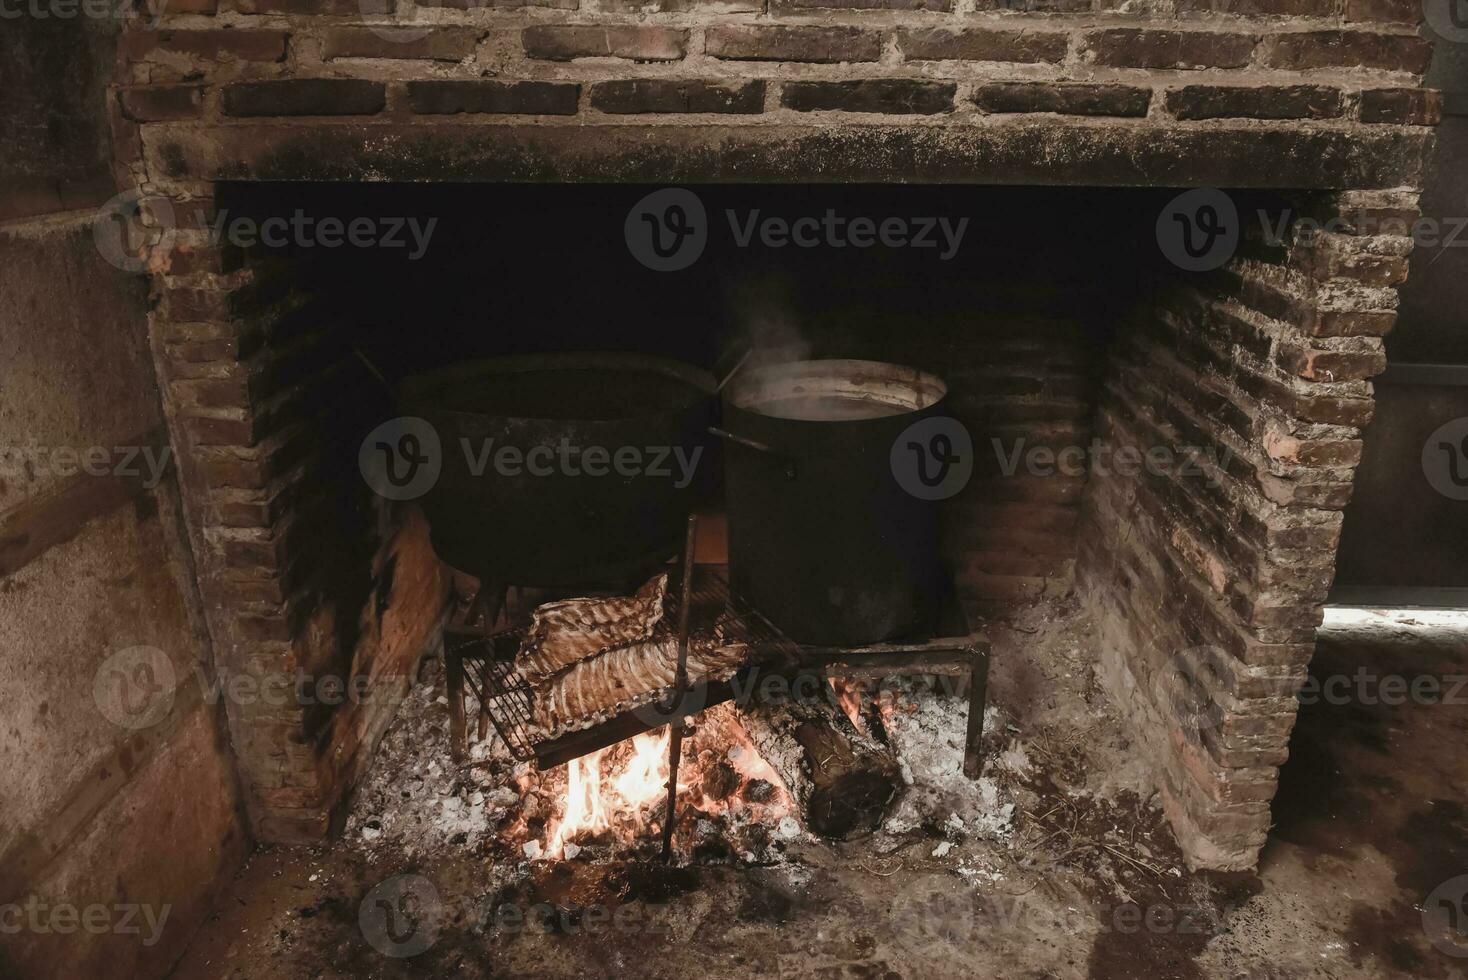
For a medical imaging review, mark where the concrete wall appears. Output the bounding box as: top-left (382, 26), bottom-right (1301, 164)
top-left (0, 17), bottom-right (250, 980)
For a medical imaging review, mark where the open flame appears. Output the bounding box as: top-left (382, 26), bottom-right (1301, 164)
top-left (543, 729), bottom-right (670, 858)
top-left (613, 728), bottom-right (670, 808)
top-left (536, 708), bottom-right (797, 860)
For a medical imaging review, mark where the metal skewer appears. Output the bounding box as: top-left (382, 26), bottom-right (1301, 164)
top-left (661, 513), bottom-right (699, 863)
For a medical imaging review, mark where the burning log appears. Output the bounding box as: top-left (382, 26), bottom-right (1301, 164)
top-left (735, 672), bottom-right (902, 840)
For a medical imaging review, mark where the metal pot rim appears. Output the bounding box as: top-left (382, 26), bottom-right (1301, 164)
top-left (397, 351), bottom-right (716, 423)
top-left (722, 358), bottom-right (947, 420)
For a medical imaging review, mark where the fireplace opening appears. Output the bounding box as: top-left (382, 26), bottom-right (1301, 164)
top-left (167, 179), bottom-right (1363, 881)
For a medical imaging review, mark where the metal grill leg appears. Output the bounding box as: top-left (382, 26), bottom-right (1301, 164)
top-left (963, 646), bottom-right (990, 780)
top-left (447, 642), bottom-right (467, 762)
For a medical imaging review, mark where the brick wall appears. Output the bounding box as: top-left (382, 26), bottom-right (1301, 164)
top-left (1077, 189), bottom-right (1417, 870)
top-left (148, 194), bottom-right (451, 840)
top-left (105, 0), bottom-right (1441, 861)
top-left (109, 5), bottom-right (1439, 129)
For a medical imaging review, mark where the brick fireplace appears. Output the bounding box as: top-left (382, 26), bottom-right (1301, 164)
top-left (110, 0), bottom-right (1439, 871)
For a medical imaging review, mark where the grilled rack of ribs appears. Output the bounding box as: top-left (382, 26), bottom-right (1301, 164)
top-left (514, 573), bottom-right (669, 684)
top-left (532, 634), bottom-right (751, 738)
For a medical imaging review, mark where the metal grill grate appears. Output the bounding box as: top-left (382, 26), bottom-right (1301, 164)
top-left (452, 567), bottom-right (799, 764)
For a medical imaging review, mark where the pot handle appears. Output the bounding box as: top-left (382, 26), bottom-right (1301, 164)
top-left (707, 426), bottom-right (798, 481)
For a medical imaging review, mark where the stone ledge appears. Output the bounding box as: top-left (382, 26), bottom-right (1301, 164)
top-left (143, 120), bottom-right (1431, 188)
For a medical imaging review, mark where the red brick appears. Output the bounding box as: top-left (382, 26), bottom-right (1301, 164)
top-left (899, 28), bottom-right (1068, 64)
top-left (1177, 0), bottom-right (1336, 13)
top-left (237, 0), bottom-right (393, 11)
top-left (1276, 345), bottom-right (1388, 382)
top-left (1344, 0), bottom-right (1421, 23)
top-left (1260, 31), bottom-right (1432, 73)
top-left (1165, 85), bottom-right (1344, 120)
top-left (1084, 29), bottom-right (1258, 70)
top-left (974, 82), bottom-right (1152, 117)
top-left (120, 84), bottom-right (207, 122)
top-left (1306, 309), bottom-right (1397, 337)
top-left (589, 79), bottom-right (764, 114)
top-left (1359, 88), bottom-right (1444, 125)
top-left (222, 80), bottom-right (386, 118)
top-left (705, 25), bottom-right (881, 63)
top-left (779, 0), bottom-right (948, 7)
top-left (122, 29), bottom-right (288, 63)
top-left (522, 25), bottom-right (687, 61)
top-left (600, 0), bottom-right (755, 7)
top-left (406, 80), bottom-right (580, 115)
top-left (781, 79), bottom-right (956, 114)
top-left (323, 28), bottom-right (481, 62)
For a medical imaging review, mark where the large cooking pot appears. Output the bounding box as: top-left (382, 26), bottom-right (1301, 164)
top-left (399, 352), bottom-right (715, 588)
top-left (720, 359), bottom-right (948, 645)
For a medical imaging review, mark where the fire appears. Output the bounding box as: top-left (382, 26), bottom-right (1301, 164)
top-left (831, 678), bottom-right (865, 730)
top-left (545, 751), bottom-right (609, 857)
top-left (613, 728), bottom-right (670, 809)
top-left (543, 729), bottom-right (670, 858)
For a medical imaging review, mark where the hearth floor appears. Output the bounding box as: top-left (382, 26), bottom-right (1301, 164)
top-left (168, 605), bottom-right (1468, 980)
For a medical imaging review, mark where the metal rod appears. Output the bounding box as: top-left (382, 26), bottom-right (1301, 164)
top-left (962, 646), bottom-right (990, 780)
top-left (706, 426), bottom-right (776, 455)
top-left (716, 348), bottom-right (754, 393)
top-left (661, 513), bottom-right (699, 862)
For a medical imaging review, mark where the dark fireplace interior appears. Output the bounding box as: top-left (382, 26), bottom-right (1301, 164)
top-left (175, 178), bottom-right (1344, 873)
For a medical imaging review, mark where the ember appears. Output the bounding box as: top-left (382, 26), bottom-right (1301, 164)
top-left (543, 730), bottom-right (672, 859)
